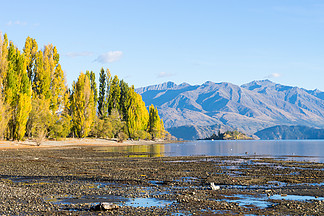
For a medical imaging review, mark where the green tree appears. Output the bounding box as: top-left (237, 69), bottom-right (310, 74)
top-left (98, 68), bottom-right (111, 118)
top-left (108, 75), bottom-right (121, 115)
top-left (91, 116), bottom-right (112, 138)
top-left (120, 80), bottom-right (130, 121)
top-left (97, 68), bottom-right (106, 117)
top-left (71, 72), bottom-right (95, 138)
top-left (48, 111), bottom-right (71, 139)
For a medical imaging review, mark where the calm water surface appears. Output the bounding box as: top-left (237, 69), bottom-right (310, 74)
top-left (95, 140), bottom-right (324, 162)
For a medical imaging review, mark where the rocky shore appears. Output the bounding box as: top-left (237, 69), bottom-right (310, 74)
top-left (0, 145), bottom-right (322, 215)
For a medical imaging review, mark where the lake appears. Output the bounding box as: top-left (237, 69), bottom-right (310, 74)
top-left (95, 140), bottom-right (324, 162)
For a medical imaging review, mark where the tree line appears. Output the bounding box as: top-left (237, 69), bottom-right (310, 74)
top-left (0, 33), bottom-right (168, 143)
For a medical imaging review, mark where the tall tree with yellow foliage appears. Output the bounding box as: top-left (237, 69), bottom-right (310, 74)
top-left (24, 40), bottom-right (69, 140)
top-left (23, 36), bottom-right (38, 85)
top-left (4, 42), bottom-right (32, 140)
top-left (0, 34), bottom-right (9, 139)
top-left (147, 104), bottom-right (166, 139)
top-left (126, 87), bottom-right (150, 139)
top-left (71, 72), bottom-right (95, 138)
top-left (0, 33), bottom-right (8, 89)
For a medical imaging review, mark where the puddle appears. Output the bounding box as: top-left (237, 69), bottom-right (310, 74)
top-left (46, 194), bottom-right (173, 209)
top-left (124, 197), bottom-right (173, 208)
top-left (148, 180), bottom-right (166, 186)
top-left (217, 192), bottom-right (324, 209)
top-left (304, 182), bottom-right (324, 186)
top-left (220, 159), bottom-right (249, 164)
top-left (228, 180), bottom-right (324, 190)
top-left (270, 194), bottom-right (324, 201)
top-left (45, 195), bottom-right (128, 205)
top-left (267, 181), bottom-right (287, 187)
top-left (222, 194), bottom-right (271, 209)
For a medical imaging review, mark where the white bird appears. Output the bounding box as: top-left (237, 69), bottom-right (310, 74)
top-left (210, 182), bottom-right (220, 190)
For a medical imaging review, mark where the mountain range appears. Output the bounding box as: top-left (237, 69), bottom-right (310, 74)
top-left (136, 80), bottom-right (324, 139)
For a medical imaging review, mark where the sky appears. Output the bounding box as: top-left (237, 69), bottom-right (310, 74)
top-left (1, 0), bottom-right (324, 91)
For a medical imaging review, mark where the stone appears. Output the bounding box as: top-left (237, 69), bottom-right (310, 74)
top-left (90, 202), bottom-right (119, 211)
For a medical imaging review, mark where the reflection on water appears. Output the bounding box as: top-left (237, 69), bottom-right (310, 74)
top-left (223, 194), bottom-right (271, 208)
top-left (94, 140), bottom-right (324, 162)
top-left (270, 194), bottom-right (324, 201)
top-left (124, 197), bottom-right (173, 208)
top-left (95, 144), bottom-right (165, 157)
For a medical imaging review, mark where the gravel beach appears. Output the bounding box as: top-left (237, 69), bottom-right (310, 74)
top-left (0, 142), bottom-right (323, 215)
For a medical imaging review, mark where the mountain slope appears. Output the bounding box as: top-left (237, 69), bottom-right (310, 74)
top-left (136, 80), bottom-right (324, 137)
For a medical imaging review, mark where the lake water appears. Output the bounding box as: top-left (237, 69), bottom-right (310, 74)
top-left (95, 140), bottom-right (324, 162)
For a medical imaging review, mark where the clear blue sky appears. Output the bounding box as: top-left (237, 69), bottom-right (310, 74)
top-left (1, 0), bottom-right (324, 91)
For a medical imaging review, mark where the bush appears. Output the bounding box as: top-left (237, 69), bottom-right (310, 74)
top-left (117, 131), bottom-right (128, 143)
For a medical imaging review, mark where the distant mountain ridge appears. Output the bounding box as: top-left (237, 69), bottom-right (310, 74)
top-left (255, 125), bottom-right (324, 140)
top-left (166, 124), bottom-right (233, 140)
top-left (136, 80), bottom-right (324, 139)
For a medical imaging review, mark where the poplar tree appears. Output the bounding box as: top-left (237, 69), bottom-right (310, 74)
top-left (25, 42), bottom-right (68, 140)
top-left (108, 75), bottom-right (121, 115)
top-left (98, 68), bottom-right (111, 118)
top-left (34, 50), bottom-right (51, 97)
top-left (0, 34), bottom-right (9, 139)
top-left (126, 88), bottom-right (149, 139)
top-left (98, 68), bottom-right (106, 117)
top-left (23, 36), bottom-right (38, 84)
top-left (105, 69), bottom-right (112, 114)
top-left (147, 104), bottom-right (165, 139)
top-left (0, 33), bottom-right (168, 141)
top-left (0, 33), bottom-right (8, 90)
top-left (86, 70), bottom-right (98, 111)
top-left (71, 72), bottom-right (95, 138)
top-left (50, 48), bottom-right (67, 114)
top-left (120, 80), bottom-right (130, 121)
top-left (5, 42), bottom-right (32, 140)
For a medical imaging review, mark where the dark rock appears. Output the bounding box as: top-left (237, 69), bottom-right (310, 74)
top-left (90, 202), bottom-right (119, 211)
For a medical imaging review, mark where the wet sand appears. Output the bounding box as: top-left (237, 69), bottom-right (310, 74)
top-left (0, 145), bottom-right (322, 215)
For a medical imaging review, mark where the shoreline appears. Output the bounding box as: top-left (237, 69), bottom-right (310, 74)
top-left (0, 138), bottom-right (176, 150)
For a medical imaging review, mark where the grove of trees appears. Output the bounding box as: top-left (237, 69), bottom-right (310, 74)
top-left (0, 33), bottom-right (167, 142)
